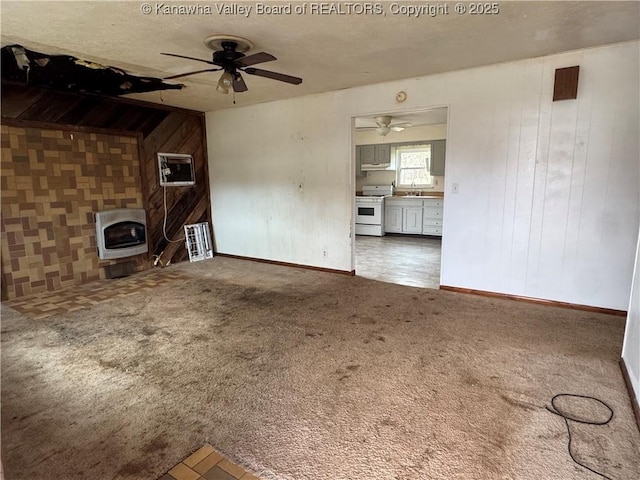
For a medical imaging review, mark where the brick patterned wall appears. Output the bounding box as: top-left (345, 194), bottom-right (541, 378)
top-left (1, 124), bottom-right (145, 300)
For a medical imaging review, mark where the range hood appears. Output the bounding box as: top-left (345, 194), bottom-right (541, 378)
top-left (361, 161), bottom-right (391, 171)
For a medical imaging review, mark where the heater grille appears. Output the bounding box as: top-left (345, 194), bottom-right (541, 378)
top-left (95, 209), bottom-right (148, 260)
top-left (184, 222), bottom-right (213, 262)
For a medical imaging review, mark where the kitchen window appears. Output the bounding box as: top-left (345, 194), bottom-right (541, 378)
top-left (395, 144), bottom-right (433, 189)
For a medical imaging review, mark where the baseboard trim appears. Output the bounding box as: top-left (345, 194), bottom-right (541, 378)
top-left (619, 358), bottom-right (640, 432)
top-left (215, 253), bottom-right (355, 276)
top-left (439, 285), bottom-right (627, 317)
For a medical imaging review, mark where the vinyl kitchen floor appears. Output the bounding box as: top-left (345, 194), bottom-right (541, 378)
top-left (355, 234), bottom-right (441, 288)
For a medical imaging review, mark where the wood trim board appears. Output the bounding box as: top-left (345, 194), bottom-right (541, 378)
top-left (619, 358), bottom-right (640, 432)
top-left (1, 116), bottom-right (144, 139)
top-left (439, 285), bottom-right (627, 317)
top-left (216, 253), bottom-right (355, 276)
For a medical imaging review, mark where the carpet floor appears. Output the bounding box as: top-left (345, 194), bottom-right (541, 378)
top-left (1, 257), bottom-right (639, 480)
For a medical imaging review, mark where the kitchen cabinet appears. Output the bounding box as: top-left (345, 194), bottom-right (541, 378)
top-left (360, 144), bottom-right (376, 164)
top-left (355, 146), bottom-right (366, 178)
top-left (385, 198), bottom-right (422, 234)
top-left (358, 144), bottom-right (391, 170)
top-left (403, 206), bottom-right (423, 233)
top-left (385, 197), bottom-right (444, 236)
top-left (422, 198), bottom-right (444, 236)
top-left (374, 144), bottom-right (390, 165)
top-left (358, 140), bottom-right (443, 174)
top-left (357, 141), bottom-right (444, 173)
top-left (430, 140), bottom-right (446, 176)
top-left (384, 205), bottom-right (403, 233)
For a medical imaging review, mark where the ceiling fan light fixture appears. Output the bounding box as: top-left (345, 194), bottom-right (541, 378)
top-left (216, 71), bottom-right (233, 94)
top-left (163, 36), bottom-right (302, 94)
top-left (376, 126), bottom-right (391, 136)
top-left (375, 115), bottom-right (392, 126)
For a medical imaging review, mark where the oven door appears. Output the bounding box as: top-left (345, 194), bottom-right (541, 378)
top-left (356, 199), bottom-right (382, 225)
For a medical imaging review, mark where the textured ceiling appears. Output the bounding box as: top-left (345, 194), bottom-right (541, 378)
top-left (1, 1), bottom-right (639, 112)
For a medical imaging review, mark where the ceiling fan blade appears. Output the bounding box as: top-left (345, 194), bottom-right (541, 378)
top-left (390, 122), bottom-right (413, 131)
top-left (164, 68), bottom-right (221, 80)
top-left (244, 67), bottom-right (302, 85)
top-left (161, 52), bottom-right (215, 65)
top-left (235, 52), bottom-right (277, 67)
top-left (233, 72), bottom-right (248, 93)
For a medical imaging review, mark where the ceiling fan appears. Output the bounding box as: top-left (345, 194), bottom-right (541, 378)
top-left (358, 116), bottom-right (413, 136)
top-left (161, 35), bottom-right (302, 94)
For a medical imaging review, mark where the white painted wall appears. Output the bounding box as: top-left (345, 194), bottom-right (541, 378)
top-left (622, 227), bottom-right (640, 405)
top-left (207, 41), bottom-right (639, 309)
top-left (206, 93), bottom-right (353, 270)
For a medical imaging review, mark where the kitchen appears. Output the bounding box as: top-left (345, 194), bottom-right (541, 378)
top-left (354, 107), bottom-right (448, 288)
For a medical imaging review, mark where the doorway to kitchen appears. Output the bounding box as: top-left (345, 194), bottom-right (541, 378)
top-left (353, 106), bottom-right (448, 289)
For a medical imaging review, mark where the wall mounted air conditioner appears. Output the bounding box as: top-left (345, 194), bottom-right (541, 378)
top-left (158, 153), bottom-right (195, 186)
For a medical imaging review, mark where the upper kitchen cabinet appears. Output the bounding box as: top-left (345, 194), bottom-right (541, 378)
top-left (359, 144), bottom-right (391, 171)
top-left (360, 145), bottom-right (375, 164)
top-left (355, 146), bottom-right (366, 178)
top-left (430, 140), bottom-right (446, 176)
top-left (374, 144), bottom-right (390, 165)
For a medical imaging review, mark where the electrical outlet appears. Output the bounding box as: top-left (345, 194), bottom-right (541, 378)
top-left (323, 250), bottom-right (327, 257)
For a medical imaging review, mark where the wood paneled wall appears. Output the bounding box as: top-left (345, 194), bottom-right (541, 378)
top-left (2, 82), bottom-right (211, 276)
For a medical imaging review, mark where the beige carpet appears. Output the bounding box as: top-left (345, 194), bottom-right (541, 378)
top-left (1, 257), bottom-right (639, 480)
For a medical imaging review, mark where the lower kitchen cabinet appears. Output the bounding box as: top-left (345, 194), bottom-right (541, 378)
top-left (385, 197), bottom-right (444, 236)
top-left (403, 206), bottom-right (423, 234)
top-left (384, 205), bottom-right (403, 233)
top-left (422, 198), bottom-right (444, 236)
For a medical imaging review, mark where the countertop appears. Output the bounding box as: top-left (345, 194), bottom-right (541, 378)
top-left (393, 194), bottom-right (443, 199)
top-left (355, 191), bottom-right (444, 198)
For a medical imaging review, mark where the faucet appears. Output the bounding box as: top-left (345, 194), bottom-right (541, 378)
top-left (411, 181), bottom-right (416, 195)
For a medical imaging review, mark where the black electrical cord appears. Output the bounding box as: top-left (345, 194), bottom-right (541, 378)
top-left (546, 393), bottom-right (615, 479)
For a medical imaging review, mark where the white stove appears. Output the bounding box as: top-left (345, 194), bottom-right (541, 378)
top-left (355, 185), bottom-right (394, 236)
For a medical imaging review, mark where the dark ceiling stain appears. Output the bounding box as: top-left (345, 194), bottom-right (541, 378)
top-left (1, 44), bottom-right (182, 96)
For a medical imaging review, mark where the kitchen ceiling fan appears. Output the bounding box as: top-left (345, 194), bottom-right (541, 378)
top-left (161, 34), bottom-right (302, 94)
top-left (358, 116), bottom-right (413, 136)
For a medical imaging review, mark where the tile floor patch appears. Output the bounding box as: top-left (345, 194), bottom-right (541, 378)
top-left (217, 459), bottom-right (247, 478)
top-left (3, 267), bottom-right (190, 319)
top-left (183, 444), bottom-right (216, 468)
top-left (160, 444), bottom-right (261, 480)
top-left (193, 452), bottom-right (225, 475)
top-left (168, 462), bottom-right (201, 480)
top-left (202, 466), bottom-right (236, 480)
